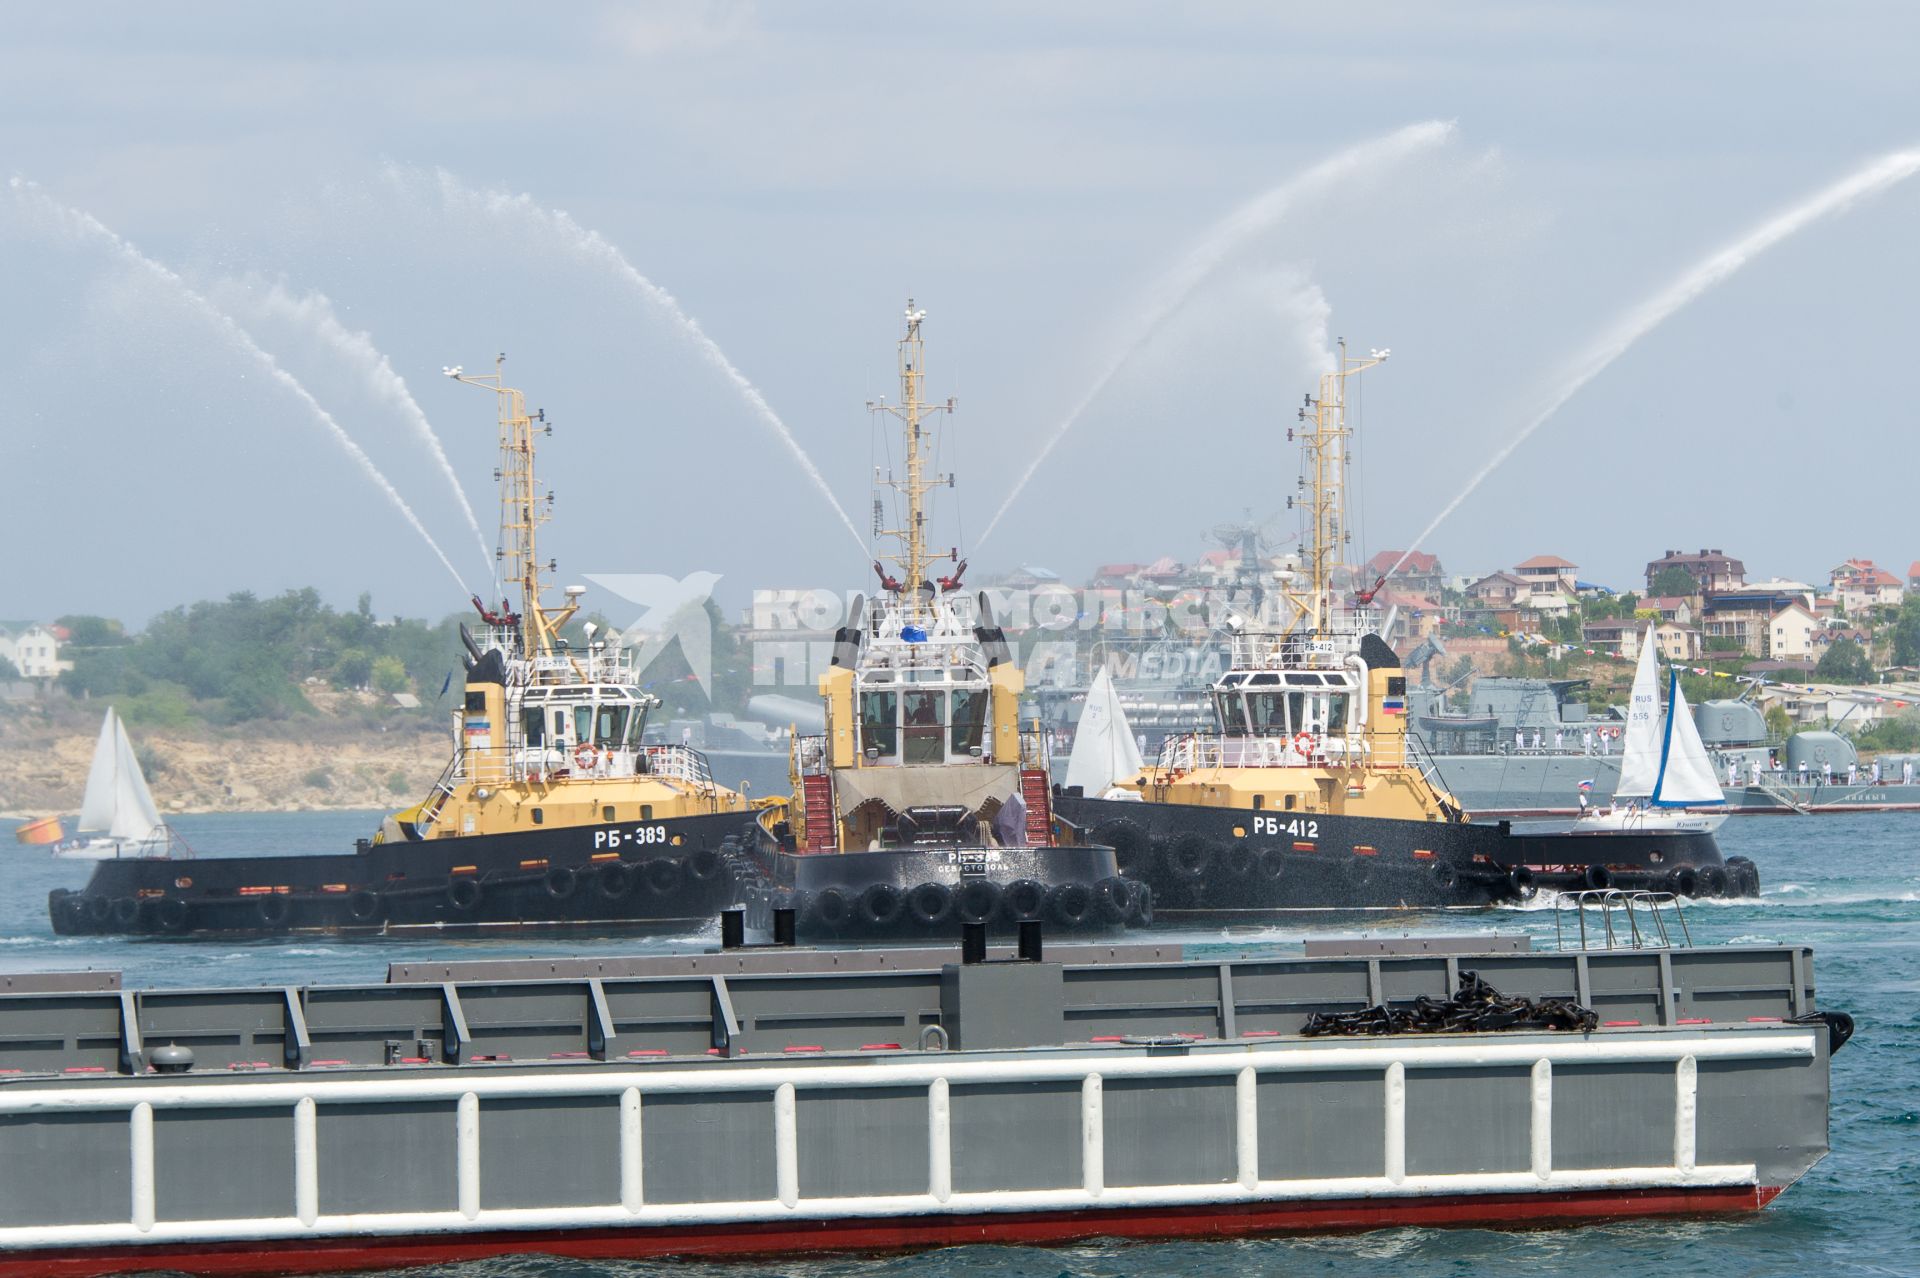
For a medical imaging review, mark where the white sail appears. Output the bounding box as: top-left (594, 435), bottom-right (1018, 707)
top-left (76, 709), bottom-right (121, 834)
top-left (108, 715), bottom-right (165, 842)
top-left (1064, 667), bottom-right (1145, 796)
top-left (1613, 627), bottom-right (1663, 800)
top-left (1651, 673), bottom-right (1725, 807)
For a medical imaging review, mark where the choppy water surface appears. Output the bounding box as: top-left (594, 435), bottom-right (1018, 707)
top-left (4, 812), bottom-right (1916, 1276)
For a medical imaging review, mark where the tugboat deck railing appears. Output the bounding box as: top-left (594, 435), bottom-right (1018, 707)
top-left (1553, 890), bottom-right (1694, 951)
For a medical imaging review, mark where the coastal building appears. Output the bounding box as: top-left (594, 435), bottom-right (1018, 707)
top-left (1829, 559), bottom-right (1904, 613)
top-left (0, 624), bottom-right (72, 681)
top-left (1513, 554), bottom-right (1578, 595)
top-left (1364, 549), bottom-right (1445, 598)
top-left (1766, 601), bottom-right (1821, 661)
top-left (1466, 571), bottom-right (1526, 609)
top-left (1642, 596), bottom-right (1695, 625)
top-left (1582, 619), bottom-right (1699, 662)
top-left (1646, 548), bottom-right (1746, 595)
top-left (1701, 587), bottom-right (1799, 657)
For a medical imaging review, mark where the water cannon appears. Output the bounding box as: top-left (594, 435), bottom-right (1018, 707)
top-left (1352, 575), bottom-right (1388, 606)
top-left (937, 559), bottom-right (969, 592)
top-left (873, 561), bottom-right (903, 593)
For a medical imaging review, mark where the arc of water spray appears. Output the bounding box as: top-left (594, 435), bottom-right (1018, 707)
top-left (7, 178), bottom-right (472, 597)
top-left (976, 120), bottom-right (1457, 548)
top-left (235, 281), bottom-right (497, 589)
top-left (1384, 146), bottom-right (1920, 582)
top-left (402, 167), bottom-right (867, 556)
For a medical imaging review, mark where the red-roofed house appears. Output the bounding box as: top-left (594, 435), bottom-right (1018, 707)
top-left (1365, 549), bottom-right (1445, 598)
top-left (1642, 596), bottom-right (1695, 625)
top-left (1830, 560), bottom-right (1904, 613)
top-left (1512, 556), bottom-right (1578, 615)
top-left (1908, 561), bottom-right (1920, 590)
top-left (1089, 563), bottom-right (1144, 589)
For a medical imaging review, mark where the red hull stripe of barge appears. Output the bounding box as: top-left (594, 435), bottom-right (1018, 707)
top-left (0, 1185), bottom-right (1781, 1278)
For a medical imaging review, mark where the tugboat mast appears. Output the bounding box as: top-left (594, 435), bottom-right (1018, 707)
top-left (448, 355), bottom-right (578, 657)
top-left (1288, 338), bottom-right (1387, 635)
top-left (869, 301), bottom-right (956, 625)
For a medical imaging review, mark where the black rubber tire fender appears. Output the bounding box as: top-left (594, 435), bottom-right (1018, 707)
top-left (957, 879), bottom-right (1001, 924)
top-left (61, 894), bottom-right (91, 929)
top-left (1258, 848), bottom-right (1287, 881)
top-left (687, 849), bottom-right (723, 883)
top-left (447, 878), bottom-right (483, 912)
top-left (1091, 820), bottom-right (1152, 875)
top-left (1001, 878), bottom-right (1047, 922)
top-left (643, 858), bottom-right (685, 897)
top-left (597, 862), bottom-right (636, 901)
top-left (544, 866), bottom-right (579, 901)
top-left (859, 882), bottom-right (904, 928)
top-left (810, 887), bottom-right (851, 929)
top-left (1169, 833), bottom-right (1215, 880)
top-left (1092, 877), bottom-right (1131, 925)
top-left (1432, 861), bottom-right (1461, 891)
top-left (1222, 843), bottom-right (1257, 880)
top-left (110, 896), bottom-right (140, 928)
top-left (1700, 865), bottom-right (1730, 897)
top-left (86, 895), bottom-right (113, 924)
top-left (907, 882), bottom-right (954, 927)
top-left (1047, 881), bottom-right (1093, 927)
top-left (153, 898), bottom-right (190, 932)
top-left (1667, 866), bottom-right (1699, 898)
top-left (256, 894), bottom-right (292, 928)
top-left (347, 889), bottom-right (385, 922)
top-left (1508, 865), bottom-right (1537, 898)
top-left (1581, 864), bottom-right (1612, 891)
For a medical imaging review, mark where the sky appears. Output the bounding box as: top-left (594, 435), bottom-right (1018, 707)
top-left (4, 2), bottom-right (1919, 627)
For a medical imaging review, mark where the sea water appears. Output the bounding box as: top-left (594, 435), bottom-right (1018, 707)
top-left (4, 812), bottom-right (1915, 1276)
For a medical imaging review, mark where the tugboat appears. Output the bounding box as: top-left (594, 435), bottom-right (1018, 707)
top-left (49, 359), bottom-right (757, 938)
top-left (744, 303), bottom-right (1145, 940)
top-left (1052, 343), bottom-right (1756, 915)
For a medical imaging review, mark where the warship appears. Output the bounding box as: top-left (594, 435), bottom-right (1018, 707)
top-left (1412, 669), bottom-right (1917, 816)
top-left (48, 360), bottom-right (756, 939)
top-left (0, 897), bottom-right (1847, 1274)
top-left (743, 305), bottom-right (1143, 940)
top-left (1052, 344), bottom-right (1757, 914)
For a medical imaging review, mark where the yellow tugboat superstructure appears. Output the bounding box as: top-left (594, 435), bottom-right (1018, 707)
top-left (1117, 342), bottom-right (1462, 823)
top-left (385, 358), bottom-right (749, 845)
top-left (745, 303), bottom-right (1144, 939)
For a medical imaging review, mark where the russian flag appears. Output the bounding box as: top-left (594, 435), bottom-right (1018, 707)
top-left (1381, 697), bottom-right (1405, 715)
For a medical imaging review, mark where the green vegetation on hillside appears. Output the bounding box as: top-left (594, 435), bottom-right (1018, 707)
top-left (55, 590), bottom-right (462, 727)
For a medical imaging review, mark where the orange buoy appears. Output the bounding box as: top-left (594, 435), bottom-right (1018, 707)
top-left (13, 816), bottom-right (64, 846)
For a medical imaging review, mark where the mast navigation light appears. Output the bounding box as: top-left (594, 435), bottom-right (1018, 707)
top-left (443, 366), bottom-right (463, 378)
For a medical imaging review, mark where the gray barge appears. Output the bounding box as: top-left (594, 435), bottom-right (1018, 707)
top-left (0, 906), bottom-right (1845, 1275)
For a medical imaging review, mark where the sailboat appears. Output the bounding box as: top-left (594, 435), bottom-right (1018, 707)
top-left (1063, 668), bottom-right (1146, 800)
top-left (56, 709), bottom-right (174, 861)
top-left (1577, 626), bottom-right (1728, 834)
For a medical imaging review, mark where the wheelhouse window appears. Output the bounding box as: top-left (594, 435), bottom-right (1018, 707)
top-left (1217, 692), bottom-right (1249, 735)
top-left (903, 690), bottom-right (946, 764)
top-left (861, 691), bottom-right (899, 761)
top-left (595, 704), bottom-right (630, 746)
top-left (522, 708), bottom-right (545, 747)
top-left (949, 687), bottom-right (987, 757)
top-left (1326, 694), bottom-right (1349, 734)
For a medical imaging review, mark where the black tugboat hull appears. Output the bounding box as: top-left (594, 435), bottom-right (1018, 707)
top-left (1053, 794), bottom-right (1755, 919)
top-left (745, 838), bottom-right (1146, 940)
top-left (47, 811), bottom-right (759, 938)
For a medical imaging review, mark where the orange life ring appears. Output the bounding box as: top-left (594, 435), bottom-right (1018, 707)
top-left (1293, 731), bottom-right (1317, 757)
top-left (574, 742), bottom-right (598, 771)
